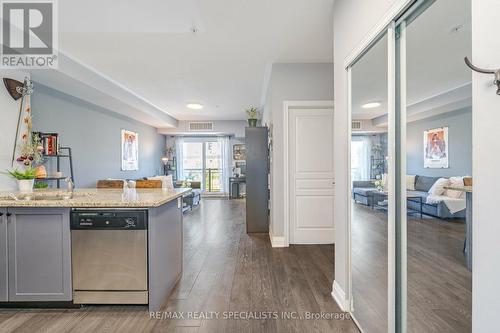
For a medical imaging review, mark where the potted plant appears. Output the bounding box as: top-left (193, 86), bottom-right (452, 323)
top-left (8, 168), bottom-right (37, 192)
top-left (246, 106), bottom-right (260, 127)
top-left (374, 179), bottom-right (385, 192)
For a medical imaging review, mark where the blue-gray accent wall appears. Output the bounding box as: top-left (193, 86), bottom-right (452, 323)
top-left (406, 108), bottom-right (472, 177)
top-left (31, 84), bottom-right (166, 188)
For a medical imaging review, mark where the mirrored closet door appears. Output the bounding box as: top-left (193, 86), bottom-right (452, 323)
top-left (350, 33), bottom-right (390, 333)
top-left (349, 0), bottom-right (472, 331)
top-left (397, 0), bottom-right (472, 331)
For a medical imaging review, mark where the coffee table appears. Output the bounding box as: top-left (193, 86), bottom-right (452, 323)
top-left (371, 191), bottom-right (423, 218)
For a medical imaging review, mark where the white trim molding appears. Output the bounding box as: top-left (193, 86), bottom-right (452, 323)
top-left (283, 100), bottom-right (335, 247)
top-left (331, 280), bottom-right (350, 312)
top-left (343, 0), bottom-right (414, 69)
top-left (269, 230), bottom-right (286, 248)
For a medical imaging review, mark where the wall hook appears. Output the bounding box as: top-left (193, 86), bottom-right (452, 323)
top-left (464, 57), bottom-right (500, 95)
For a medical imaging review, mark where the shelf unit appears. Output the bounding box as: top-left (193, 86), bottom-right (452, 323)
top-left (35, 147), bottom-right (75, 189)
top-left (166, 156), bottom-right (177, 181)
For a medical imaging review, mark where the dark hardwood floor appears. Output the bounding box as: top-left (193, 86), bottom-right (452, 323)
top-left (351, 202), bottom-right (472, 333)
top-left (0, 199), bottom-right (358, 333)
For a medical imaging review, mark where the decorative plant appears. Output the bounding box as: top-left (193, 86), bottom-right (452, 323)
top-left (7, 167), bottom-right (36, 180)
top-left (166, 146), bottom-right (175, 159)
top-left (34, 181), bottom-right (49, 189)
top-left (16, 130), bottom-right (43, 168)
top-left (371, 144), bottom-right (383, 158)
top-left (246, 106), bottom-right (260, 119)
top-left (374, 179), bottom-right (384, 191)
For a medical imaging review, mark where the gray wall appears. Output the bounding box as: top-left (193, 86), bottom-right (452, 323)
top-left (31, 85), bottom-right (166, 188)
top-left (0, 70), bottom-right (29, 191)
top-left (406, 108), bottom-right (472, 177)
top-left (262, 63), bottom-right (334, 237)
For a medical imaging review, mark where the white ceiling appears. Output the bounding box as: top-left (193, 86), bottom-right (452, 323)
top-left (58, 0), bottom-right (334, 121)
top-left (352, 0), bottom-right (472, 121)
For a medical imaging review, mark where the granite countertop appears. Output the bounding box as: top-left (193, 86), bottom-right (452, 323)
top-left (0, 188), bottom-right (192, 208)
top-left (444, 185), bottom-right (473, 193)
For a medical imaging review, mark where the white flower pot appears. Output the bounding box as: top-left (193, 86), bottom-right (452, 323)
top-left (18, 179), bottom-right (34, 193)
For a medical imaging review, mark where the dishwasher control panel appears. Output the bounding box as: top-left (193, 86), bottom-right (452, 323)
top-left (70, 210), bottom-right (148, 230)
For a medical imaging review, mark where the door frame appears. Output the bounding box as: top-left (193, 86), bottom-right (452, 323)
top-left (283, 100), bottom-right (335, 247)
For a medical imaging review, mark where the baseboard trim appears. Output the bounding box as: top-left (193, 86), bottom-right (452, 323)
top-left (331, 280), bottom-right (349, 312)
top-left (269, 230), bottom-right (286, 247)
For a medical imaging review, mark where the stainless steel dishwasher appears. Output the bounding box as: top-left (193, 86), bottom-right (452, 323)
top-left (70, 210), bottom-right (148, 305)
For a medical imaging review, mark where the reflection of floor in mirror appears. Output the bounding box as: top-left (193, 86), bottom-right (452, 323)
top-left (351, 202), bottom-right (471, 333)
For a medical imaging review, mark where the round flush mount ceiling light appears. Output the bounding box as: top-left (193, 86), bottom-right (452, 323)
top-left (186, 103), bottom-right (203, 110)
top-left (362, 102), bottom-right (381, 109)
top-left (450, 24), bottom-right (465, 34)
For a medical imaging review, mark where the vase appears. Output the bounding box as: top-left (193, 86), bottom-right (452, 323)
top-left (248, 119), bottom-right (258, 127)
top-left (18, 179), bottom-right (34, 193)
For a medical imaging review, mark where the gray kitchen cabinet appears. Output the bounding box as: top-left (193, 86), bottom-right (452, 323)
top-left (7, 208), bottom-right (72, 301)
top-left (0, 209), bottom-right (7, 301)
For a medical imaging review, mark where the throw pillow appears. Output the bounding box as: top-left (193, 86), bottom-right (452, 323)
top-left (428, 177), bottom-right (450, 196)
top-left (445, 177), bottom-right (465, 199)
top-left (406, 175), bottom-right (416, 191)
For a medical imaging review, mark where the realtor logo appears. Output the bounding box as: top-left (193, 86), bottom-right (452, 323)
top-left (1, 0), bottom-right (58, 68)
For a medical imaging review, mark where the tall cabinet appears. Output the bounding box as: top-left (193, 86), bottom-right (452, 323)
top-left (245, 127), bottom-right (269, 233)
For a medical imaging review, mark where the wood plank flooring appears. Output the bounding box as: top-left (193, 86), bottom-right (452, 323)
top-left (0, 199), bottom-right (358, 333)
top-left (351, 202), bottom-right (472, 333)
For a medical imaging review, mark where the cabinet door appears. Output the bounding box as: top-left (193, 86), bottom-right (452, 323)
top-left (7, 208), bottom-right (72, 301)
top-left (0, 209), bottom-right (7, 301)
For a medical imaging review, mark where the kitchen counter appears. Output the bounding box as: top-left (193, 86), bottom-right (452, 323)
top-left (0, 187), bottom-right (189, 311)
top-left (445, 184), bottom-right (473, 271)
top-left (444, 185), bottom-right (472, 193)
top-left (0, 187), bottom-right (191, 208)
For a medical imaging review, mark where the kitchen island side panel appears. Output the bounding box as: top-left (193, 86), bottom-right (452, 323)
top-left (148, 197), bottom-right (183, 311)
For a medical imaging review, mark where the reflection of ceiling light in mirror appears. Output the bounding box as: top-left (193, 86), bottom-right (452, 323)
top-left (362, 102), bottom-right (381, 109)
top-left (186, 103), bottom-right (203, 110)
top-left (451, 24), bottom-right (464, 34)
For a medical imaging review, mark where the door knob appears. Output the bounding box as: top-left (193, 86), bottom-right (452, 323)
top-left (6, 213), bottom-right (12, 217)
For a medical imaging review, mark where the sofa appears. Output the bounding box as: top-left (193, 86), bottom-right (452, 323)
top-left (353, 175), bottom-right (466, 219)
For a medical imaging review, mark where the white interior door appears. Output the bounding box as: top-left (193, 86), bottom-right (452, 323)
top-left (289, 108), bottom-right (335, 244)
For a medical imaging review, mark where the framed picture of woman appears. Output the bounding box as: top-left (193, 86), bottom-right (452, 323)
top-left (121, 129), bottom-right (139, 171)
top-left (424, 127), bottom-right (448, 168)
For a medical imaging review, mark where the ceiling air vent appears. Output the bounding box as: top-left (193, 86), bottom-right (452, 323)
top-left (189, 122), bottom-right (214, 131)
top-left (351, 121), bottom-right (362, 130)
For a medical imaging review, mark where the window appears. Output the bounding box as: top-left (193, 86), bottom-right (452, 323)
top-left (181, 141), bottom-right (223, 193)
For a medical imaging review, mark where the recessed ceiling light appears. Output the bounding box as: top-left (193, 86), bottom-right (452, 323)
top-left (362, 102), bottom-right (381, 109)
top-left (186, 103), bottom-right (203, 110)
top-left (451, 24), bottom-right (464, 34)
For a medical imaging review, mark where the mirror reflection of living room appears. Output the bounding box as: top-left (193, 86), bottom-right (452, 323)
top-left (350, 3), bottom-right (473, 328)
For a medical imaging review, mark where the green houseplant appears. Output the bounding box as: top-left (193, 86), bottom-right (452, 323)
top-left (246, 106), bottom-right (260, 127)
top-left (7, 168), bottom-right (37, 192)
